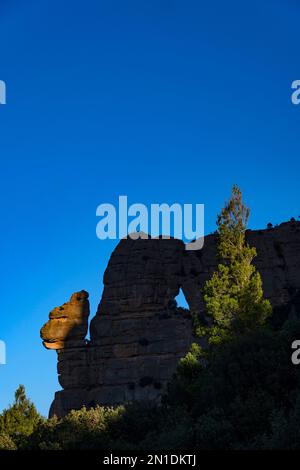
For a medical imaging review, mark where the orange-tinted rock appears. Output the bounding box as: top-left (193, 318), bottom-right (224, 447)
top-left (40, 290), bottom-right (90, 350)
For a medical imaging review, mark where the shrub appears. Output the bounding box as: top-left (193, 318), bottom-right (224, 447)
top-left (0, 433), bottom-right (17, 450)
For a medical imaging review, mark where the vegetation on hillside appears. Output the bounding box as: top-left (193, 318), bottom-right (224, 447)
top-left (1, 187), bottom-right (299, 450)
top-left (1, 318), bottom-right (300, 450)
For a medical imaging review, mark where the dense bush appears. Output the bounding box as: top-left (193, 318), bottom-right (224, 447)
top-left (24, 406), bottom-right (123, 450)
top-left (165, 318), bottom-right (300, 449)
top-left (0, 433), bottom-right (17, 450)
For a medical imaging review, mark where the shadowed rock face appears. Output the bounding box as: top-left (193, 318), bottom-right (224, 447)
top-left (41, 221), bottom-right (300, 417)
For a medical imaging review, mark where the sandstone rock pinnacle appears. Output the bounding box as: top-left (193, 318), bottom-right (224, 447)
top-left (40, 290), bottom-right (90, 350)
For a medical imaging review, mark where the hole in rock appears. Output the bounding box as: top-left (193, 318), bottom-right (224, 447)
top-left (174, 288), bottom-right (190, 311)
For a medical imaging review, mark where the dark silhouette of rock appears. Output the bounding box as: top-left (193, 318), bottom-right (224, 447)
top-left (41, 221), bottom-right (300, 417)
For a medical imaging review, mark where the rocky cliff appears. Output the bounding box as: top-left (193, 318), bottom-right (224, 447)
top-left (41, 221), bottom-right (300, 417)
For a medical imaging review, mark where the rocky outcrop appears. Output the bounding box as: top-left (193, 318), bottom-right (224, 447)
top-left (41, 221), bottom-right (300, 417)
top-left (41, 290), bottom-right (90, 350)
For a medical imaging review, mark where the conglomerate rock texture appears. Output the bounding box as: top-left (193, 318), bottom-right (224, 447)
top-left (41, 221), bottom-right (300, 417)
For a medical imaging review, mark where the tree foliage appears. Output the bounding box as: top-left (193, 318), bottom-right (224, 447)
top-left (9, 317), bottom-right (298, 450)
top-left (0, 433), bottom-right (17, 450)
top-left (202, 185), bottom-right (272, 344)
top-left (0, 385), bottom-right (43, 448)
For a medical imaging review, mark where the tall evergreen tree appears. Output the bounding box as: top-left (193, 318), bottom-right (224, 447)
top-left (0, 385), bottom-right (43, 446)
top-left (202, 185), bottom-right (272, 344)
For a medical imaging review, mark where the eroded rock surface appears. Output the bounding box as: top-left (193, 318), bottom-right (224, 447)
top-left (41, 221), bottom-right (300, 417)
top-left (41, 290), bottom-right (90, 350)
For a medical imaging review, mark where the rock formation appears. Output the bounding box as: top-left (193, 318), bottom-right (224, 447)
top-left (41, 290), bottom-right (90, 350)
top-left (41, 221), bottom-right (300, 417)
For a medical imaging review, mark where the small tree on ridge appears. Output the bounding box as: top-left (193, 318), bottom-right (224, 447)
top-left (203, 185), bottom-right (272, 344)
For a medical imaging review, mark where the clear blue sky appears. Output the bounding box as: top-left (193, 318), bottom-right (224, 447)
top-left (0, 0), bottom-right (299, 416)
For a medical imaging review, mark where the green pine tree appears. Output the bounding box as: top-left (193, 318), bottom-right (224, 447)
top-left (0, 385), bottom-right (43, 447)
top-left (202, 185), bottom-right (272, 344)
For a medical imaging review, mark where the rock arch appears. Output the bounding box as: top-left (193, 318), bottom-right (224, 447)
top-left (41, 221), bottom-right (300, 417)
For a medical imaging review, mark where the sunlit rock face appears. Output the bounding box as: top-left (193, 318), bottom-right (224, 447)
top-left (41, 221), bottom-right (300, 417)
top-left (40, 290), bottom-right (90, 350)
